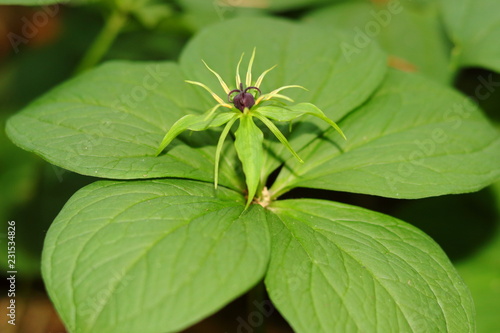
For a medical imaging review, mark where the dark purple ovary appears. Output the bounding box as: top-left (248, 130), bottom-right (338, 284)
top-left (233, 92), bottom-right (255, 111)
top-left (228, 84), bottom-right (261, 112)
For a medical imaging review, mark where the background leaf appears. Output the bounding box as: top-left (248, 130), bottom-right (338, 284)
top-left (6, 61), bottom-right (244, 190)
top-left (271, 69), bottom-right (500, 199)
top-left (176, 0), bottom-right (341, 31)
top-left (180, 16), bottom-right (386, 129)
top-left (42, 179), bottom-right (270, 333)
top-left (440, 0), bottom-right (500, 73)
top-left (265, 199), bottom-right (475, 333)
top-left (180, 16), bottom-right (387, 179)
top-left (304, 0), bottom-right (452, 83)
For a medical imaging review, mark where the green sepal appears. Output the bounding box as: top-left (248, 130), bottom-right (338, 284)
top-left (214, 115), bottom-right (239, 189)
top-left (156, 111), bottom-right (236, 155)
top-left (252, 111), bottom-right (304, 163)
top-left (257, 103), bottom-right (346, 140)
top-left (234, 114), bottom-right (264, 208)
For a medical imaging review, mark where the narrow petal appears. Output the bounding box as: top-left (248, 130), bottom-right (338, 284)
top-left (245, 47), bottom-right (257, 87)
top-left (255, 65), bottom-right (277, 88)
top-left (236, 52), bottom-right (245, 89)
top-left (185, 80), bottom-right (231, 107)
top-left (202, 60), bottom-right (231, 94)
top-left (214, 115), bottom-right (239, 189)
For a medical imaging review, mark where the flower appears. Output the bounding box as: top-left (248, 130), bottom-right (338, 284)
top-left (156, 48), bottom-right (345, 208)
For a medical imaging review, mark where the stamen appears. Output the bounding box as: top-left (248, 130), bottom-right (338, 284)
top-left (185, 80), bottom-right (232, 107)
top-left (202, 60), bottom-right (231, 94)
top-left (245, 47), bottom-right (256, 87)
top-left (268, 93), bottom-right (294, 103)
top-left (235, 53), bottom-right (245, 89)
top-left (256, 85), bottom-right (306, 104)
top-left (255, 65), bottom-right (277, 88)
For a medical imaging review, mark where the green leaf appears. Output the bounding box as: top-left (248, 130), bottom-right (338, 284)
top-left (304, 0), bottom-right (452, 83)
top-left (156, 111), bottom-right (237, 155)
top-left (42, 179), bottom-right (270, 333)
top-left (181, 17), bottom-right (386, 128)
top-left (5, 61), bottom-right (244, 190)
top-left (271, 70), bottom-right (500, 199)
top-left (180, 17), bottom-right (386, 182)
top-left (176, 0), bottom-right (266, 31)
top-left (265, 199), bottom-right (475, 333)
top-left (234, 114), bottom-right (264, 207)
top-left (441, 0), bottom-right (500, 73)
top-left (176, 0), bottom-right (339, 31)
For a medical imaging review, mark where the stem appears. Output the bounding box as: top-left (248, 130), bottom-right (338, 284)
top-left (247, 281), bottom-right (266, 333)
top-left (448, 44), bottom-right (463, 85)
top-left (74, 9), bottom-right (128, 74)
top-left (269, 181), bottom-right (291, 200)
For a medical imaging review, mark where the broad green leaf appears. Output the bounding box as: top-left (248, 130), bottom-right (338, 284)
top-left (265, 199), bottom-right (475, 333)
top-left (177, 0), bottom-right (339, 31)
top-left (180, 17), bottom-right (386, 179)
top-left (181, 17), bottom-right (386, 128)
top-left (5, 61), bottom-right (244, 190)
top-left (441, 0), bottom-right (500, 73)
top-left (177, 0), bottom-right (265, 31)
top-left (42, 179), bottom-right (270, 333)
top-left (234, 114), bottom-right (264, 207)
top-left (456, 181), bottom-right (500, 333)
top-left (271, 70), bottom-right (500, 199)
top-left (266, 0), bottom-right (335, 11)
top-left (304, 0), bottom-right (452, 83)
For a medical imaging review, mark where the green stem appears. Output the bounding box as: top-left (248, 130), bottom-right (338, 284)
top-left (74, 9), bottom-right (128, 74)
top-left (247, 281), bottom-right (266, 333)
top-left (269, 181), bottom-right (291, 201)
top-left (448, 44), bottom-right (463, 84)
